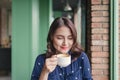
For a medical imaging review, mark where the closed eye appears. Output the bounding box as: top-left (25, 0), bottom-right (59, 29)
top-left (68, 36), bottom-right (73, 40)
top-left (56, 36), bottom-right (63, 39)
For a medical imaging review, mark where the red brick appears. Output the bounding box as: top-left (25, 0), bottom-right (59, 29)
top-left (91, 0), bottom-right (101, 4)
top-left (92, 40), bottom-right (103, 45)
top-left (103, 35), bottom-right (109, 40)
top-left (92, 11), bottom-right (103, 16)
top-left (92, 28), bottom-right (109, 34)
top-left (92, 40), bottom-right (108, 46)
top-left (91, 52), bottom-right (109, 58)
top-left (92, 11), bottom-right (109, 17)
top-left (92, 58), bottom-right (109, 64)
top-left (92, 5), bottom-right (109, 10)
top-left (102, 58), bottom-right (109, 64)
top-left (92, 17), bottom-right (109, 22)
top-left (103, 11), bottom-right (109, 16)
top-left (92, 23), bottom-right (102, 28)
top-left (89, 2), bottom-right (110, 79)
top-left (103, 0), bottom-right (109, 4)
top-left (103, 70), bottom-right (109, 75)
top-left (92, 58), bottom-right (104, 64)
top-left (92, 70), bottom-right (103, 75)
top-left (92, 76), bottom-right (109, 80)
top-left (91, 46), bottom-right (102, 51)
top-left (92, 34), bottom-right (102, 40)
top-left (92, 64), bottom-right (109, 69)
top-left (102, 23), bottom-right (109, 28)
top-left (103, 29), bottom-right (109, 33)
top-left (103, 46), bottom-right (109, 51)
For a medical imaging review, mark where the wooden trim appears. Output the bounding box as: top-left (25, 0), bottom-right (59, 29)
top-left (110, 0), bottom-right (119, 79)
top-left (0, 9), bottom-right (1, 47)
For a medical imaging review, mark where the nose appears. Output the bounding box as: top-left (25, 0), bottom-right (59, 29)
top-left (63, 39), bottom-right (68, 46)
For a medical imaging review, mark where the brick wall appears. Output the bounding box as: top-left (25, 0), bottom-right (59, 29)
top-left (90, 0), bottom-right (109, 80)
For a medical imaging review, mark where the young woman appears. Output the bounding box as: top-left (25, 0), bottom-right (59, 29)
top-left (31, 17), bottom-right (92, 80)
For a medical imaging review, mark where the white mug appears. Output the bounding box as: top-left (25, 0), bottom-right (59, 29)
top-left (57, 53), bottom-right (71, 67)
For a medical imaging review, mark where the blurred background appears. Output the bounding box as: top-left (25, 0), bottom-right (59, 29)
top-left (0, 0), bottom-right (119, 80)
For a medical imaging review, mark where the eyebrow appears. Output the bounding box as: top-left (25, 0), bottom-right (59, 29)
top-left (55, 35), bottom-right (72, 37)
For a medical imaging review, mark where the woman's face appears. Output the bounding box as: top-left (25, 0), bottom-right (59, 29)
top-left (53, 26), bottom-right (74, 54)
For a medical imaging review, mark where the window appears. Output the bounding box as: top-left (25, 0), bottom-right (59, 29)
top-left (0, 0), bottom-right (11, 78)
top-left (53, 0), bottom-right (86, 50)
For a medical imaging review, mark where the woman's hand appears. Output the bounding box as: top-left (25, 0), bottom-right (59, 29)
top-left (39, 55), bottom-right (57, 80)
top-left (43, 55), bottom-right (58, 73)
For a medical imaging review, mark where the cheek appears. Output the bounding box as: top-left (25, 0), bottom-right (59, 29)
top-left (70, 40), bottom-right (74, 46)
top-left (53, 39), bottom-right (62, 48)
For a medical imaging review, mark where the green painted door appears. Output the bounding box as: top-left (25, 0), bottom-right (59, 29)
top-left (12, 0), bottom-right (52, 79)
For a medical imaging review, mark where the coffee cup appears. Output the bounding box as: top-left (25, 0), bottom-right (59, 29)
top-left (57, 53), bottom-right (71, 67)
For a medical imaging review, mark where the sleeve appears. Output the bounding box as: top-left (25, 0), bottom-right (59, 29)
top-left (81, 52), bottom-right (93, 80)
top-left (31, 54), bottom-right (45, 80)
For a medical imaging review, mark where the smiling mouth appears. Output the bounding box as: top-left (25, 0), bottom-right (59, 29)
top-left (61, 47), bottom-right (68, 50)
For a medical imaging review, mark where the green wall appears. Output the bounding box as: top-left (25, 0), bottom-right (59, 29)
top-left (39, 0), bottom-right (52, 53)
top-left (12, 0), bottom-right (51, 79)
top-left (12, 0), bottom-right (32, 79)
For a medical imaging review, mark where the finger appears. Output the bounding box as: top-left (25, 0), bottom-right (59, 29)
top-left (46, 55), bottom-right (57, 61)
top-left (51, 55), bottom-right (57, 58)
top-left (45, 56), bottom-right (58, 68)
top-left (51, 55), bottom-right (57, 61)
top-left (45, 64), bottom-right (56, 72)
top-left (48, 65), bottom-right (56, 72)
top-left (50, 62), bottom-right (57, 66)
top-left (46, 58), bottom-right (57, 66)
top-left (49, 58), bottom-right (57, 62)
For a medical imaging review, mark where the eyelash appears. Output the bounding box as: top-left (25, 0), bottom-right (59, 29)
top-left (57, 37), bottom-right (63, 39)
top-left (57, 37), bottom-right (73, 40)
top-left (68, 37), bottom-right (73, 40)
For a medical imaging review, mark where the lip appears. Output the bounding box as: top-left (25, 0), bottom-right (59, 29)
top-left (61, 46), bottom-right (68, 50)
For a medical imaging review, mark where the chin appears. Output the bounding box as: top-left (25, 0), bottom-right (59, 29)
top-left (60, 50), bottom-right (69, 54)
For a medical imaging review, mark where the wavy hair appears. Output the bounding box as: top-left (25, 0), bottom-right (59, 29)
top-left (46, 17), bottom-right (83, 59)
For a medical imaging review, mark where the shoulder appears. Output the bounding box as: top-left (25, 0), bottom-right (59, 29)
top-left (35, 53), bottom-right (46, 63)
top-left (78, 52), bottom-right (90, 62)
top-left (79, 52), bottom-right (88, 58)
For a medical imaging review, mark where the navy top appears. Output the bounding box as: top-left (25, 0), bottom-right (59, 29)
top-left (31, 52), bottom-right (92, 80)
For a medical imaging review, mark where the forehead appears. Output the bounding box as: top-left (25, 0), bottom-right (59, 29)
top-left (54, 26), bottom-right (72, 35)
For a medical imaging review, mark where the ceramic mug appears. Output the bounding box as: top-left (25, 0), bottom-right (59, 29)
top-left (57, 53), bottom-right (71, 67)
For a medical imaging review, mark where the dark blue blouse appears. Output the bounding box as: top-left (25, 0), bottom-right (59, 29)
top-left (31, 52), bottom-right (92, 80)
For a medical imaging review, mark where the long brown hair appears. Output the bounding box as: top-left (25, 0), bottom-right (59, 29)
top-left (46, 17), bottom-right (83, 58)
